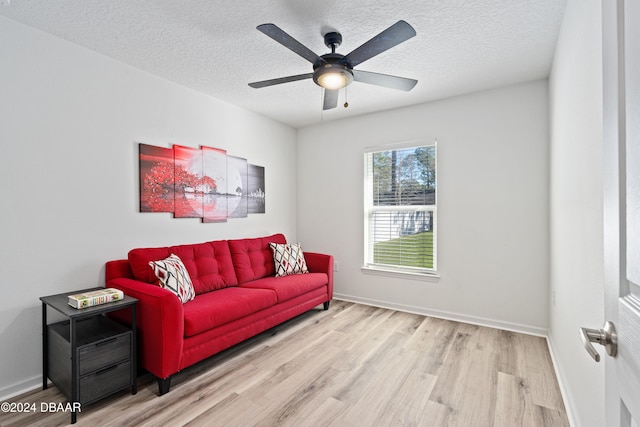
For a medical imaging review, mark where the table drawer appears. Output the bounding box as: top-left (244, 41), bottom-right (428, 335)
top-left (79, 360), bottom-right (131, 405)
top-left (79, 333), bottom-right (130, 376)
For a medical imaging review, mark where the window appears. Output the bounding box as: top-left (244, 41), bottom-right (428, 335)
top-left (364, 141), bottom-right (437, 275)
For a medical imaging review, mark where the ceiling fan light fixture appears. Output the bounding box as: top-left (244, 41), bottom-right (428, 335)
top-left (313, 63), bottom-right (353, 90)
top-left (249, 21), bottom-right (417, 110)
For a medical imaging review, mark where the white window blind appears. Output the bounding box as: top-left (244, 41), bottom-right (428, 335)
top-left (364, 142), bottom-right (437, 274)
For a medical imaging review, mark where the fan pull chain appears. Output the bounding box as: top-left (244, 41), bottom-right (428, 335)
top-left (344, 86), bottom-right (349, 108)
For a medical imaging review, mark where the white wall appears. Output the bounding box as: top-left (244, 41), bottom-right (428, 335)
top-left (297, 80), bottom-right (550, 333)
top-left (548, 0), bottom-right (604, 426)
top-left (0, 16), bottom-right (297, 398)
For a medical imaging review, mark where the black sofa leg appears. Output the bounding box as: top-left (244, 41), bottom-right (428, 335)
top-left (323, 301), bottom-right (330, 310)
top-left (157, 376), bottom-right (171, 395)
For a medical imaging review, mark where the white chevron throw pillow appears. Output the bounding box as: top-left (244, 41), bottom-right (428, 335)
top-left (269, 243), bottom-right (309, 277)
top-left (149, 254), bottom-right (196, 303)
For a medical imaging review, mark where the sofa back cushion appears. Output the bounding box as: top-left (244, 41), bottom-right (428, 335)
top-left (229, 233), bottom-right (286, 284)
top-left (128, 240), bottom-right (238, 294)
top-left (170, 241), bottom-right (237, 294)
top-left (129, 246), bottom-right (171, 284)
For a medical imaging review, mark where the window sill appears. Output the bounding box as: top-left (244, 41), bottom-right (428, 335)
top-left (360, 266), bottom-right (440, 282)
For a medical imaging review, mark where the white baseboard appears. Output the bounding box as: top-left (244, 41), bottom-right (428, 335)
top-left (0, 375), bottom-right (43, 402)
top-left (546, 334), bottom-right (579, 427)
top-left (333, 293), bottom-right (548, 337)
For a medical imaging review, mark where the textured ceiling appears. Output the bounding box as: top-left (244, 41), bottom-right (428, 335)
top-left (1, 0), bottom-right (567, 128)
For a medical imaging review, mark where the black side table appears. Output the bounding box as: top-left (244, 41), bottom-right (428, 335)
top-left (40, 288), bottom-right (137, 424)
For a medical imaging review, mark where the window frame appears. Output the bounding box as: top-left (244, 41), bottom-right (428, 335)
top-left (362, 139), bottom-right (438, 278)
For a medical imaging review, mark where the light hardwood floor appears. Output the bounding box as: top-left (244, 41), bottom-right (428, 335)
top-left (0, 301), bottom-right (569, 427)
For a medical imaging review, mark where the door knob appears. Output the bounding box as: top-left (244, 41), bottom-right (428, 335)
top-left (579, 321), bottom-right (617, 362)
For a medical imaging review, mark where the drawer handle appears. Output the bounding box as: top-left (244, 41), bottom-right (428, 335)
top-left (95, 337), bottom-right (118, 347)
top-left (95, 365), bottom-right (118, 376)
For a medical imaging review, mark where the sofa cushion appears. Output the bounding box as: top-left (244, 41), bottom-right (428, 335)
top-left (183, 287), bottom-right (277, 337)
top-left (129, 246), bottom-right (171, 284)
top-left (269, 242), bottom-right (309, 277)
top-left (229, 233), bottom-right (286, 284)
top-left (169, 241), bottom-right (237, 294)
top-left (148, 254), bottom-right (196, 303)
top-left (238, 273), bottom-right (328, 303)
top-left (128, 240), bottom-right (237, 294)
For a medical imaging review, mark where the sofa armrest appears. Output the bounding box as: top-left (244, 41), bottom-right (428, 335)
top-left (106, 259), bottom-right (134, 281)
top-left (107, 278), bottom-right (184, 379)
top-left (304, 252), bottom-right (334, 300)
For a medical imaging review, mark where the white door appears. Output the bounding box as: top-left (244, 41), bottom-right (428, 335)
top-left (601, 0), bottom-right (640, 425)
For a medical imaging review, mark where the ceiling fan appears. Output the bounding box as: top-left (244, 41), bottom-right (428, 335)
top-left (248, 20), bottom-right (418, 110)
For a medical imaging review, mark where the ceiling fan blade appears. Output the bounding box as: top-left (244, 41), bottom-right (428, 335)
top-left (257, 24), bottom-right (325, 65)
top-left (342, 20), bottom-right (416, 67)
top-left (353, 70), bottom-right (417, 91)
top-left (248, 73), bottom-right (313, 88)
top-left (323, 89), bottom-right (339, 110)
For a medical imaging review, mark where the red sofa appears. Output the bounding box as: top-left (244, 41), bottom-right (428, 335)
top-left (105, 233), bottom-right (333, 395)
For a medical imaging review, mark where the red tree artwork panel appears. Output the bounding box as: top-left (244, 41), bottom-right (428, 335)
top-left (139, 144), bottom-right (175, 213)
top-left (173, 145), bottom-right (204, 218)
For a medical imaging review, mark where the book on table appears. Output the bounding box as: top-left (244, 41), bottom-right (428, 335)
top-left (68, 288), bottom-right (124, 309)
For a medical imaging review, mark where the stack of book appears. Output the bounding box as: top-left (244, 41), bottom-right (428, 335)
top-left (68, 288), bottom-right (124, 309)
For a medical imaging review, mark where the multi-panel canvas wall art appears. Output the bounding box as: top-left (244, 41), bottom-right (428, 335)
top-left (139, 143), bottom-right (265, 223)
